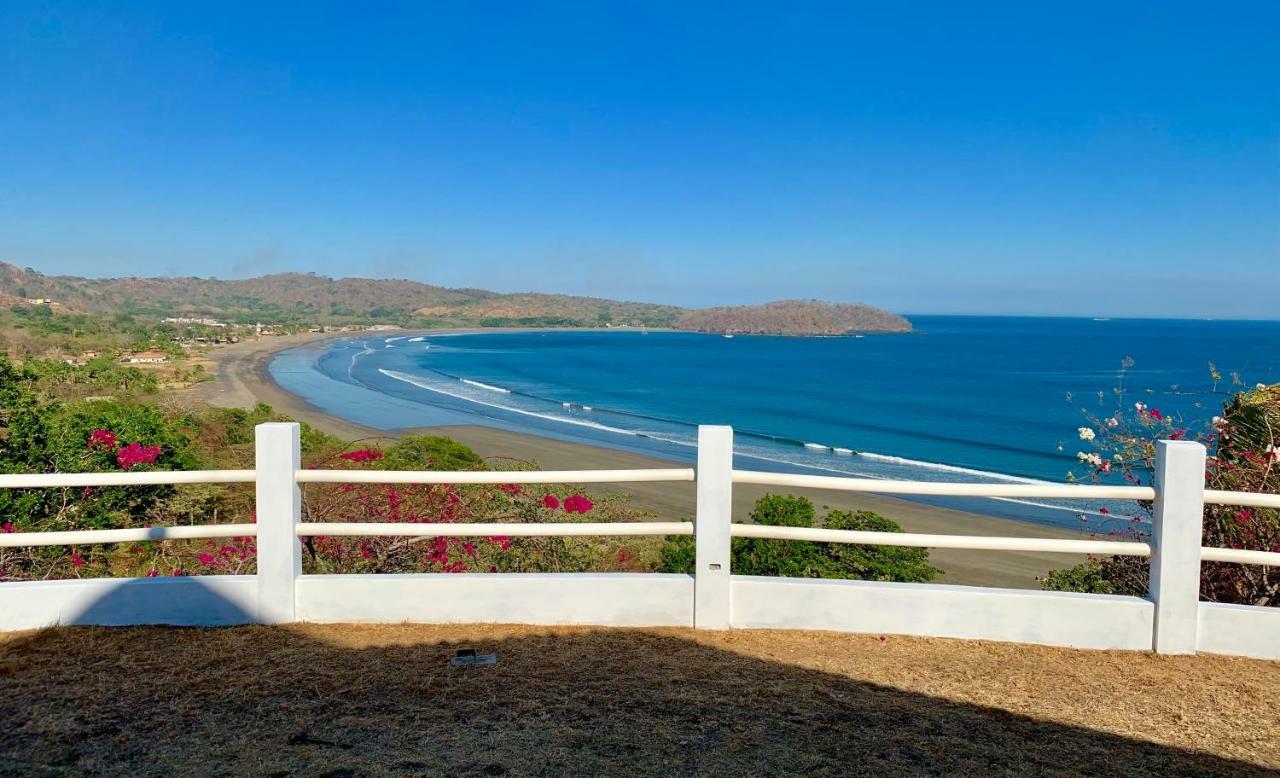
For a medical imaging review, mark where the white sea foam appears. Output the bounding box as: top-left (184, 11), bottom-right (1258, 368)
top-left (384, 336), bottom-right (408, 343)
top-left (833, 447), bottom-right (854, 456)
top-left (460, 378), bottom-right (511, 394)
top-left (857, 452), bottom-right (1045, 484)
top-left (380, 369), bottom-right (641, 437)
top-left (803, 442), bottom-right (829, 451)
top-left (348, 346), bottom-right (375, 378)
top-left (407, 336), bottom-right (425, 342)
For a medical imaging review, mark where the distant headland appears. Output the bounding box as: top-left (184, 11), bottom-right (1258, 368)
top-left (674, 300), bottom-right (911, 336)
top-left (0, 262), bottom-right (908, 334)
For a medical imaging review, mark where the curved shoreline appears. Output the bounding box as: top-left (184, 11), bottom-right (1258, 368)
top-left (182, 330), bottom-right (1087, 588)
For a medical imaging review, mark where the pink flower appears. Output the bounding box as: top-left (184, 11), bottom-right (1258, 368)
top-left (563, 495), bottom-right (594, 514)
top-left (70, 550), bottom-right (86, 568)
top-left (1149, 408), bottom-right (1163, 421)
top-left (1098, 507), bottom-right (1110, 515)
top-left (489, 535), bottom-right (512, 551)
top-left (116, 442), bottom-right (161, 469)
top-left (339, 448), bottom-right (383, 463)
top-left (86, 429), bottom-right (117, 449)
top-left (617, 548), bottom-right (630, 563)
top-left (499, 483), bottom-right (522, 495)
top-left (542, 494), bottom-right (560, 510)
top-left (0, 523), bottom-right (14, 533)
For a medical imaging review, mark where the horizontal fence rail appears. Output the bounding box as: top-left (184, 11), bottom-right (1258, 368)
top-left (1200, 547), bottom-right (1280, 566)
top-left (731, 470), bottom-right (1157, 500)
top-left (1203, 489), bottom-right (1280, 509)
top-left (730, 524), bottom-right (1153, 556)
top-left (0, 470), bottom-right (257, 488)
top-left (297, 468), bottom-right (696, 485)
top-left (0, 523), bottom-right (258, 547)
top-left (298, 521), bottom-right (693, 537)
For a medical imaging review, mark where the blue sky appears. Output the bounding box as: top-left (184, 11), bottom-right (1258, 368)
top-left (1, 2), bottom-right (1277, 317)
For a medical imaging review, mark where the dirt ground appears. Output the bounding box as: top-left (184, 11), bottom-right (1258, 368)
top-left (2, 624), bottom-right (1277, 776)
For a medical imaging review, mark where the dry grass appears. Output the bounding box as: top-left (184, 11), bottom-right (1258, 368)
top-left (2, 624), bottom-right (1278, 776)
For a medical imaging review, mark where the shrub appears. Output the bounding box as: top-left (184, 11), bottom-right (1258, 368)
top-left (1043, 368), bottom-right (1279, 606)
top-left (659, 494), bottom-right (938, 582)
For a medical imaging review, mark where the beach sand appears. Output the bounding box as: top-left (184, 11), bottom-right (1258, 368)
top-left (183, 332), bottom-right (1090, 588)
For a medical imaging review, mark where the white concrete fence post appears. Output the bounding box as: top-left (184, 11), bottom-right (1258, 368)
top-left (1148, 439), bottom-right (1207, 654)
top-left (695, 425), bottom-right (734, 629)
top-left (255, 422), bottom-right (302, 624)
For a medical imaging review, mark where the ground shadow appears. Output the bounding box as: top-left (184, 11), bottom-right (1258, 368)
top-left (0, 584), bottom-right (1275, 776)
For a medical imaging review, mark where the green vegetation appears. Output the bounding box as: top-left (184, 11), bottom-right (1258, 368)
top-left (0, 262), bottom-right (684, 329)
top-left (659, 494), bottom-right (938, 582)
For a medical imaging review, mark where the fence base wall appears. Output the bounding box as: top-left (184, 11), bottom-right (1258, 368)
top-left (731, 576), bottom-right (1156, 651)
top-left (296, 573), bottom-right (695, 627)
top-left (1197, 602), bottom-right (1280, 661)
top-left (0, 576), bottom-right (258, 631)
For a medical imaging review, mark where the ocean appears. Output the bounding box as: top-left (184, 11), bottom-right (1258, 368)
top-left (269, 316), bottom-right (1280, 529)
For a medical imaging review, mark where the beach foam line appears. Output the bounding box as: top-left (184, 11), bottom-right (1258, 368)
top-left (460, 378), bottom-right (511, 394)
top-left (407, 336), bottom-right (425, 342)
top-left (857, 451), bottom-right (1046, 484)
top-left (380, 369), bottom-right (645, 438)
top-left (803, 442), bottom-right (829, 451)
top-left (384, 336), bottom-right (408, 343)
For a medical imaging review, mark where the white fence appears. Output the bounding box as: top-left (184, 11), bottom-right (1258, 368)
top-left (2, 422), bottom-right (1279, 660)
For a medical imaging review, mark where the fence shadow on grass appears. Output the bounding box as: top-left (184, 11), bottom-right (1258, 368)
top-left (0, 582), bottom-right (1275, 776)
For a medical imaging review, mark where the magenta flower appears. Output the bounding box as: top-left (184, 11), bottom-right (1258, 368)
top-left (116, 443), bottom-right (161, 469)
top-left (339, 449), bottom-right (383, 463)
top-left (542, 494), bottom-right (560, 510)
top-left (563, 495), bottom-right (594, 514)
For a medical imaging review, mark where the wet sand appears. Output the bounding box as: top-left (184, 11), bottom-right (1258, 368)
top-left (182, 332), bottom-right (1089, 588)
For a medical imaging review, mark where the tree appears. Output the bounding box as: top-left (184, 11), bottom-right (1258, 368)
top-left (659, 494), bottom-right (938, 582)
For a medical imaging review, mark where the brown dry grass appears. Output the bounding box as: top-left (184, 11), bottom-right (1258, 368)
top-left (2, 624), bottom-right (1278, 776)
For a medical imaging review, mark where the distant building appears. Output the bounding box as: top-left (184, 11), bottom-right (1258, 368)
top-left (163, 316), bottom-right (227, 327)
top-left (122, 351), bottom-right (169, 364)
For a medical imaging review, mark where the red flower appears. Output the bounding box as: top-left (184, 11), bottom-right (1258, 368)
top-left (499, 483), bottom-right (522, 496)
top-left (339, 449), bottom-right (383, 463)
top-left (1098, 507), bottom-right (1110, 515)
top-left (563, 495), bottom-right (594, 514)
top-left (70, 550), bottom-right (86, 568)
top-left (0, 523), bottom-right (15, 533)
top-left (116, 443), bottom-right (161, 469)
top-left (1149, 409), bottom-right (1163, 421)
top-left (542, 494), bottom-right (560, 510)
top-left (86, 429), bottom-right (117, 449)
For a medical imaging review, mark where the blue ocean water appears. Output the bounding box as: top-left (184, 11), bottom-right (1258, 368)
top-left (270, 317), bottom-right (1280, 529)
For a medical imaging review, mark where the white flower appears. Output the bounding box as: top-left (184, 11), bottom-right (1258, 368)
top-left (1078, 427), bottom-right (1096, 441)
top-left (1076, 451), bottom-right (1102, 467)
top-left (1106, 417), bottom-right (1119, 428)
top-left (1135, 402), bottom-right (1146, 411)
top-left (1211, 416), bottom-right (1223, 427)
top-left (1258, 383), bottom-right (1267, 389)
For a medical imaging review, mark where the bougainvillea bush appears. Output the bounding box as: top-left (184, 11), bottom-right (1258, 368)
top-left (1042, 365), bottom-right (1279, 607)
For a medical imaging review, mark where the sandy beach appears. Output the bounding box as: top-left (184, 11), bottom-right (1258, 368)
top-left (183, 332), bottom-right (1089, 588)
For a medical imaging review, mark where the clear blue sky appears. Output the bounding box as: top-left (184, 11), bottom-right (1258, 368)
top-left (1, 2), bottom-right (1277, 317)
